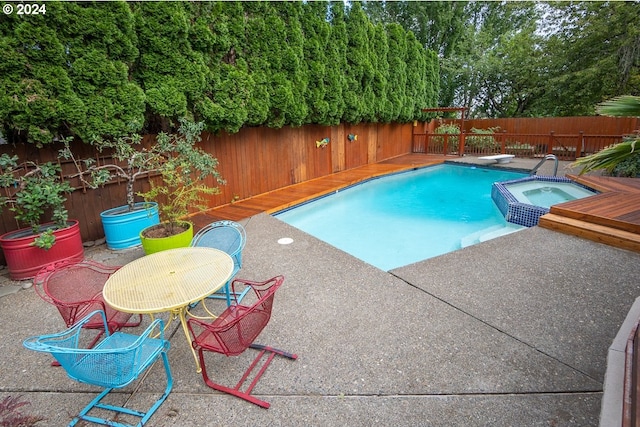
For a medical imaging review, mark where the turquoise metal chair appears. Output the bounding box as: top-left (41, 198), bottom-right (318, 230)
top-left (190, 220), bottom-right (250, 305)
top-left (24, 310), bottom-right (172, 427)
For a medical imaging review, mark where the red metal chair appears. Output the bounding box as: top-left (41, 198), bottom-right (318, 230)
top-left (187, 275), bottom-right (297, 408)
top-left (34, 259), bottom-right (142, 349)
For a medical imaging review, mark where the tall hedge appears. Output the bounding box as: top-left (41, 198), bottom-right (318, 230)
top-left (0, 0), bottom-right (439, 144)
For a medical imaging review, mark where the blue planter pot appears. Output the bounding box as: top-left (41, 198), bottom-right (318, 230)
top-left (100, 202), bottom-right (160, 250)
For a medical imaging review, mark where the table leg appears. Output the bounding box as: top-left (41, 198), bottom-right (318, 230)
top-left (148, 313), bottom-right (176, 338)
top-left (178, 308), bottom-right (202, 373)
top-left (185, 299), bottom-right (218, 320)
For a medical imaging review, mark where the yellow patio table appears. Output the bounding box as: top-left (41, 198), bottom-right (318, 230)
top-left (103, 246), bottom-right (234, 372)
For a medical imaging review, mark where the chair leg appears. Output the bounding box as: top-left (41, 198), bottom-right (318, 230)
top-left (69, 351), bottom-right (173, 427)
top-left (206, 282), bottom-right (233, 306)
top-left (206, 281), bottom-right (251, 306)
top-left (198, 345), bottom-right (297, 409)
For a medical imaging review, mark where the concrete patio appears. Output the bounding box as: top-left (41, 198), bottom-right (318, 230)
top-left (1, 210), bottom-right (640, 426)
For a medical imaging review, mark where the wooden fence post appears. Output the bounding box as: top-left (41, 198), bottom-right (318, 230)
top-left (578, 131), bottom-right (584, 158)
top-left (443, 134), bottom-right (448, 156)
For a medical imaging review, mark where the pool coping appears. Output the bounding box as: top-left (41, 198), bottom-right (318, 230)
top-left (272, 161), bottom-right (529, 216)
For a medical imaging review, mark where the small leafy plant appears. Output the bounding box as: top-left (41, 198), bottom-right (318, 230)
top-left (0, 395), bottom-right (45, 426)
top-left (465, 127), bottom-right (501, 151)
top-left (0, 154), bottom-right (74, 249)
top-left (571, 95), bottom-right (640, 177)
top-left (432, 122), bottom-right (460, 150)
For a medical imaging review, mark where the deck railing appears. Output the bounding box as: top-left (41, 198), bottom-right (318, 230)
top-left (412, 131), bottom-right (627, 161)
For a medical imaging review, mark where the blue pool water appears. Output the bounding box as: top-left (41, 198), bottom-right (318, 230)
top-left (275, 164), bottom-right (526, 271)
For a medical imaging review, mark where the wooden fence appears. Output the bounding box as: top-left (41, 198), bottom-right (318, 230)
top-left (412, 116), bottom-right (639, 160)
top-left (411, 130), bottom-right (627, 161)
top-left (0, 116), bottom-right (637, 246)
top-left (0, 122), bottom-right (413, 243)
top-left (463, 116), bottom-right (639, 135)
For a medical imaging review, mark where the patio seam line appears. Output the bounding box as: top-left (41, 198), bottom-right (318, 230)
top-left (4, 389), bottom-right (602, 397)
top-left (261, 391), bottom-right (604, 397)
top-left (389, 271), bottom-right (603, 387)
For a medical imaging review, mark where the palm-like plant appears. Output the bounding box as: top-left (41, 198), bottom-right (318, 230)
top-left (571, 95), bottom-right (640, 176)
top-left (597, 95), bottom-right (640, 117)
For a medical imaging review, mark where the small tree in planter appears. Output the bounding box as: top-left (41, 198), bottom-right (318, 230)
top-left (60, 118), bottom-right (224, 252)
top-left (0, 152), bottom-right (84, 279)
top-left (0, 154), bottom-right (74, 249)
top-left (138, 120), bottom-right (224, 254)
top-left (62, 133), bottom-right (158, 211)
top-left (60, 132), bottom-right (163, 249)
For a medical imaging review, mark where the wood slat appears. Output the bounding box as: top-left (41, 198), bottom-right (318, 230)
top-left (569, 174), bottom-right (640, 193)
top-left (539, 213), bottom-right (640, 253)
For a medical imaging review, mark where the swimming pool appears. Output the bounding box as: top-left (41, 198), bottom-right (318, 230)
top-left (274, 164), bottom-right (526, 271)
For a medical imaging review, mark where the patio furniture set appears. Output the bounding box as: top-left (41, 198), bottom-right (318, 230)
top-left (23, 220), bottom-right (298, 426)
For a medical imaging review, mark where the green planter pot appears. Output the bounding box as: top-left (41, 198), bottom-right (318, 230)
top-left (139, 221), bottom-right (193, 255)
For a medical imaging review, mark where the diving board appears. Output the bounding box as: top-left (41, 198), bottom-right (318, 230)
top-left (478, 154), bottom-right (515, 164)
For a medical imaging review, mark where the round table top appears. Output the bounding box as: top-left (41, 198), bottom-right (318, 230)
top-left (103, 247), bottom-right (234, 314)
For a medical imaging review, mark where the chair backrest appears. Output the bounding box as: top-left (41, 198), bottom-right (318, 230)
top-left (191, 221), bottom-right (246, 270)
top-left (34, 260), bottom-right (120, 328)
top-left (24, 310), bottom-right (168, 389)
top-left (190, 276), bottom-right (284, 356)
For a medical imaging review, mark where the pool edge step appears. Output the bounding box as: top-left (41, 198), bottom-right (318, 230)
top-left (539, 213), bottom-right (640, 253)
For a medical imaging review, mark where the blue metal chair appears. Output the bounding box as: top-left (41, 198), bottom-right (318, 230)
top-left (24, 310), bottom-right (172, 427)
top-left (190, 220), bottom-right (250, 305)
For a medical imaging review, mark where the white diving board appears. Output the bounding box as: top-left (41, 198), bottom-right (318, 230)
top-left (478, 154), bottom-right (515, 164)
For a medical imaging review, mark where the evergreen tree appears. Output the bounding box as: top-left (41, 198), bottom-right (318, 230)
top-left (193, 1), bottom-right (251, 133)
top-left (0, 0), bottom-right (442, 141)
top-left (0, 1), bottom-right (143, 145)
top-left (301, 1), bottom-right (331, 125)
top-left (370, 23), bottom-right (391, 122)
top-left (385, 23), bottom-right (408, 121)
top-left (0, 4), bottom-right (75, 145)
top-left (276, 2), bottom-right (308, 127)
top-left (404, 32), bottom-right (433, 120)
top-left (325, 2), bottom-right (348, 125)
top-left (132, 2), bottom-right (209, 131)
top-left (63, 2), bottom-right (144, 139)
top-left (343, 2), bottom-right (374, 123)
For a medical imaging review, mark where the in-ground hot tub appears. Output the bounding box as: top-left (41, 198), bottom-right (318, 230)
top-left (492, 176), bottom-right (598, 227)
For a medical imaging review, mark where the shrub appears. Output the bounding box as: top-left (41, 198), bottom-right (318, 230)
top-left (465, 127), bottom-right (501, 150)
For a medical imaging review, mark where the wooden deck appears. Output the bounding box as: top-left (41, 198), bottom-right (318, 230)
top-left (191, 153), bottom-right (640, 254)
top-left (539, 174), bottom-right (640, 252)
top-left (189, 154), bottom-right (446, 229)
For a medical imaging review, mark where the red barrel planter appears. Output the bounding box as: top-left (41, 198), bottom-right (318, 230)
top-left (0, 220), bottom-right (84, 280)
